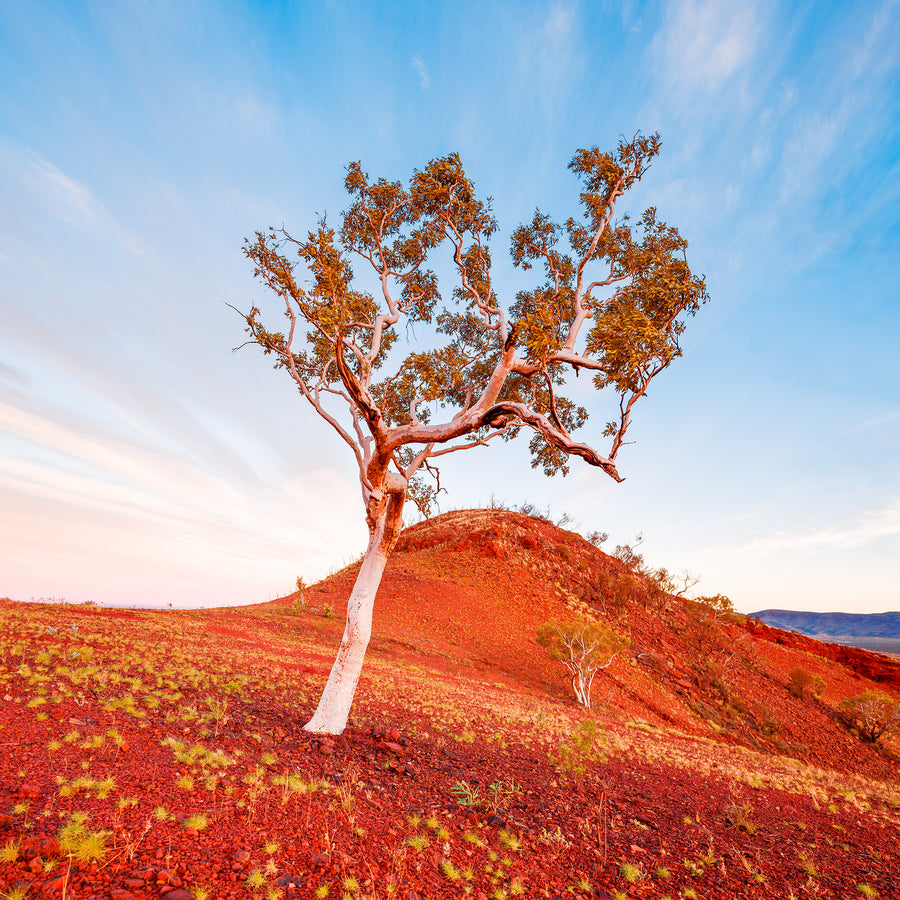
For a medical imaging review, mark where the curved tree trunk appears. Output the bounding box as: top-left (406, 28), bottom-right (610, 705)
top-left (303, 486), bottom-right (405, 735)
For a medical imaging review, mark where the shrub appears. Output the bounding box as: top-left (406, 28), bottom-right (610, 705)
top-left (756, 705), bottom-right (780, 738)
top-left (550, 718), bottom-right (605, 781)
top-left (58, 812), bottom-right (109, 865)
top-left (537, 617), bottom-right (629, 708)
top-left (811, 674), bottom-right (826, 699)
top-left (788, 667), bottom-right (814, 698)
top-left (619, 861), bottom-right (642, 883)
top-left (724, 799), bottom-right (756, 834)
top-left (613, 537), bottom-right (644, 572)
top-left (840, 690), bottom-right (900, 743)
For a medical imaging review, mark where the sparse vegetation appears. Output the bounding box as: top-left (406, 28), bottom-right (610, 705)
top-left (619, 861), bottom-right (642, 883)
top-left (0, 513), bottom-right (897, 898)
top-left (840, 690), bottom-right (900, 742)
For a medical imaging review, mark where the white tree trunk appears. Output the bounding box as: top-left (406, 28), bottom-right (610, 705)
top-left (303, 484), bottom-right (405, 735)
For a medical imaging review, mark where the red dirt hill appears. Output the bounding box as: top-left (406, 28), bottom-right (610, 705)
top-left (308, 508), bottom-right (900, 781)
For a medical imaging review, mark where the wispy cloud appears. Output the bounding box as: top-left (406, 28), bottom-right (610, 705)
top-left (0, 398), bottom-right (363, 605)
top-left (0, 141), bottom-right (144, 255)
top-left (849, 410), bottom-right (900, 433)
top-left (26, 151), bottom-right (104, 223)
top-left (654, 0), bottom-right (761, 93)
top-left (732, 497), bottom-right (900, 556)
top-left (412, 54), bottom-right (430, 89)
top-left (0, 361), bottom-right (29, 387)
top-left (510, 0), bottom-right (582, 135)
top-left (780, 2), bottom-right (900, 204)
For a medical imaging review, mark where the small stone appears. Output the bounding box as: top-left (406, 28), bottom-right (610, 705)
top-left (162, 890), bottom-right (192, 900)
top-left (109, 890), bottom-right (138, 900)
top-left (377, 741), bottom-right (405, 755)
top-left (310, 853), bottom-right (331, 868)
top-left (41, 875), bottom-right (67, 893)
top-left (124, 878), bottom-right (145, 889)
top-left (19, 782), bottom-right (41, 800)
top-left (232, 849), bottom-right (251, 865)
top-left (24, 835), bottom-right (59, 860)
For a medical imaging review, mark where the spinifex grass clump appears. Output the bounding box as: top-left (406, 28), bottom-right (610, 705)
top-left (58, 811), bottom-right (109, 865)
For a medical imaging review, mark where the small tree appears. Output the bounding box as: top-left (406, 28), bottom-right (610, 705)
top-left (240, 133), bottom-right (707, 733)
top-left (694, 593), bottom-right (735, 621)
top-left (840, 690), bottom-right (900, 743)
top-left (537, 617), bottom-right (630, 708)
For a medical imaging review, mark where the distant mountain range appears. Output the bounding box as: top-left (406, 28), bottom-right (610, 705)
top-left (751, 609), bottom-right (900, 654)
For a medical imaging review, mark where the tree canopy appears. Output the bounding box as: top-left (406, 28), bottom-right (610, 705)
top-left (243, 132), bottom-right (707, 513)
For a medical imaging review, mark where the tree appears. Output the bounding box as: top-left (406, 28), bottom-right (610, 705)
top-left (240, 132), bottom-right (708, 734)
top-left (840, 690), bottom-right (900, 743)
top-left (694, 593), bottom-right (735, 621)
top-left (537, 617), bottom-right (630, 708)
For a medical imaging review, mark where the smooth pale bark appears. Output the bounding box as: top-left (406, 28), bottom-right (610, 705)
top-left (303, 487), bottom-right (405, 735)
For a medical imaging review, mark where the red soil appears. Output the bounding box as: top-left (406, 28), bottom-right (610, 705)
top-left (1, 509), bottom-right (898, 899)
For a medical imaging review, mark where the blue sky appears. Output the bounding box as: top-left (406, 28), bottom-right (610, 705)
top-left (1, 1), bottom-right (898, 612)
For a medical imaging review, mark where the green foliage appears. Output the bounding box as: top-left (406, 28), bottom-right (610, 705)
top-left (537, 617), bottom-right (629, 707)
top-left (549, 718), bottom-right (606, 781)
top-left (451, 780), bottom-right (480, 806)
top-left (840, 690), bottom-right (900, 743)
top-left (488, 779), bottom-right (522, 813)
